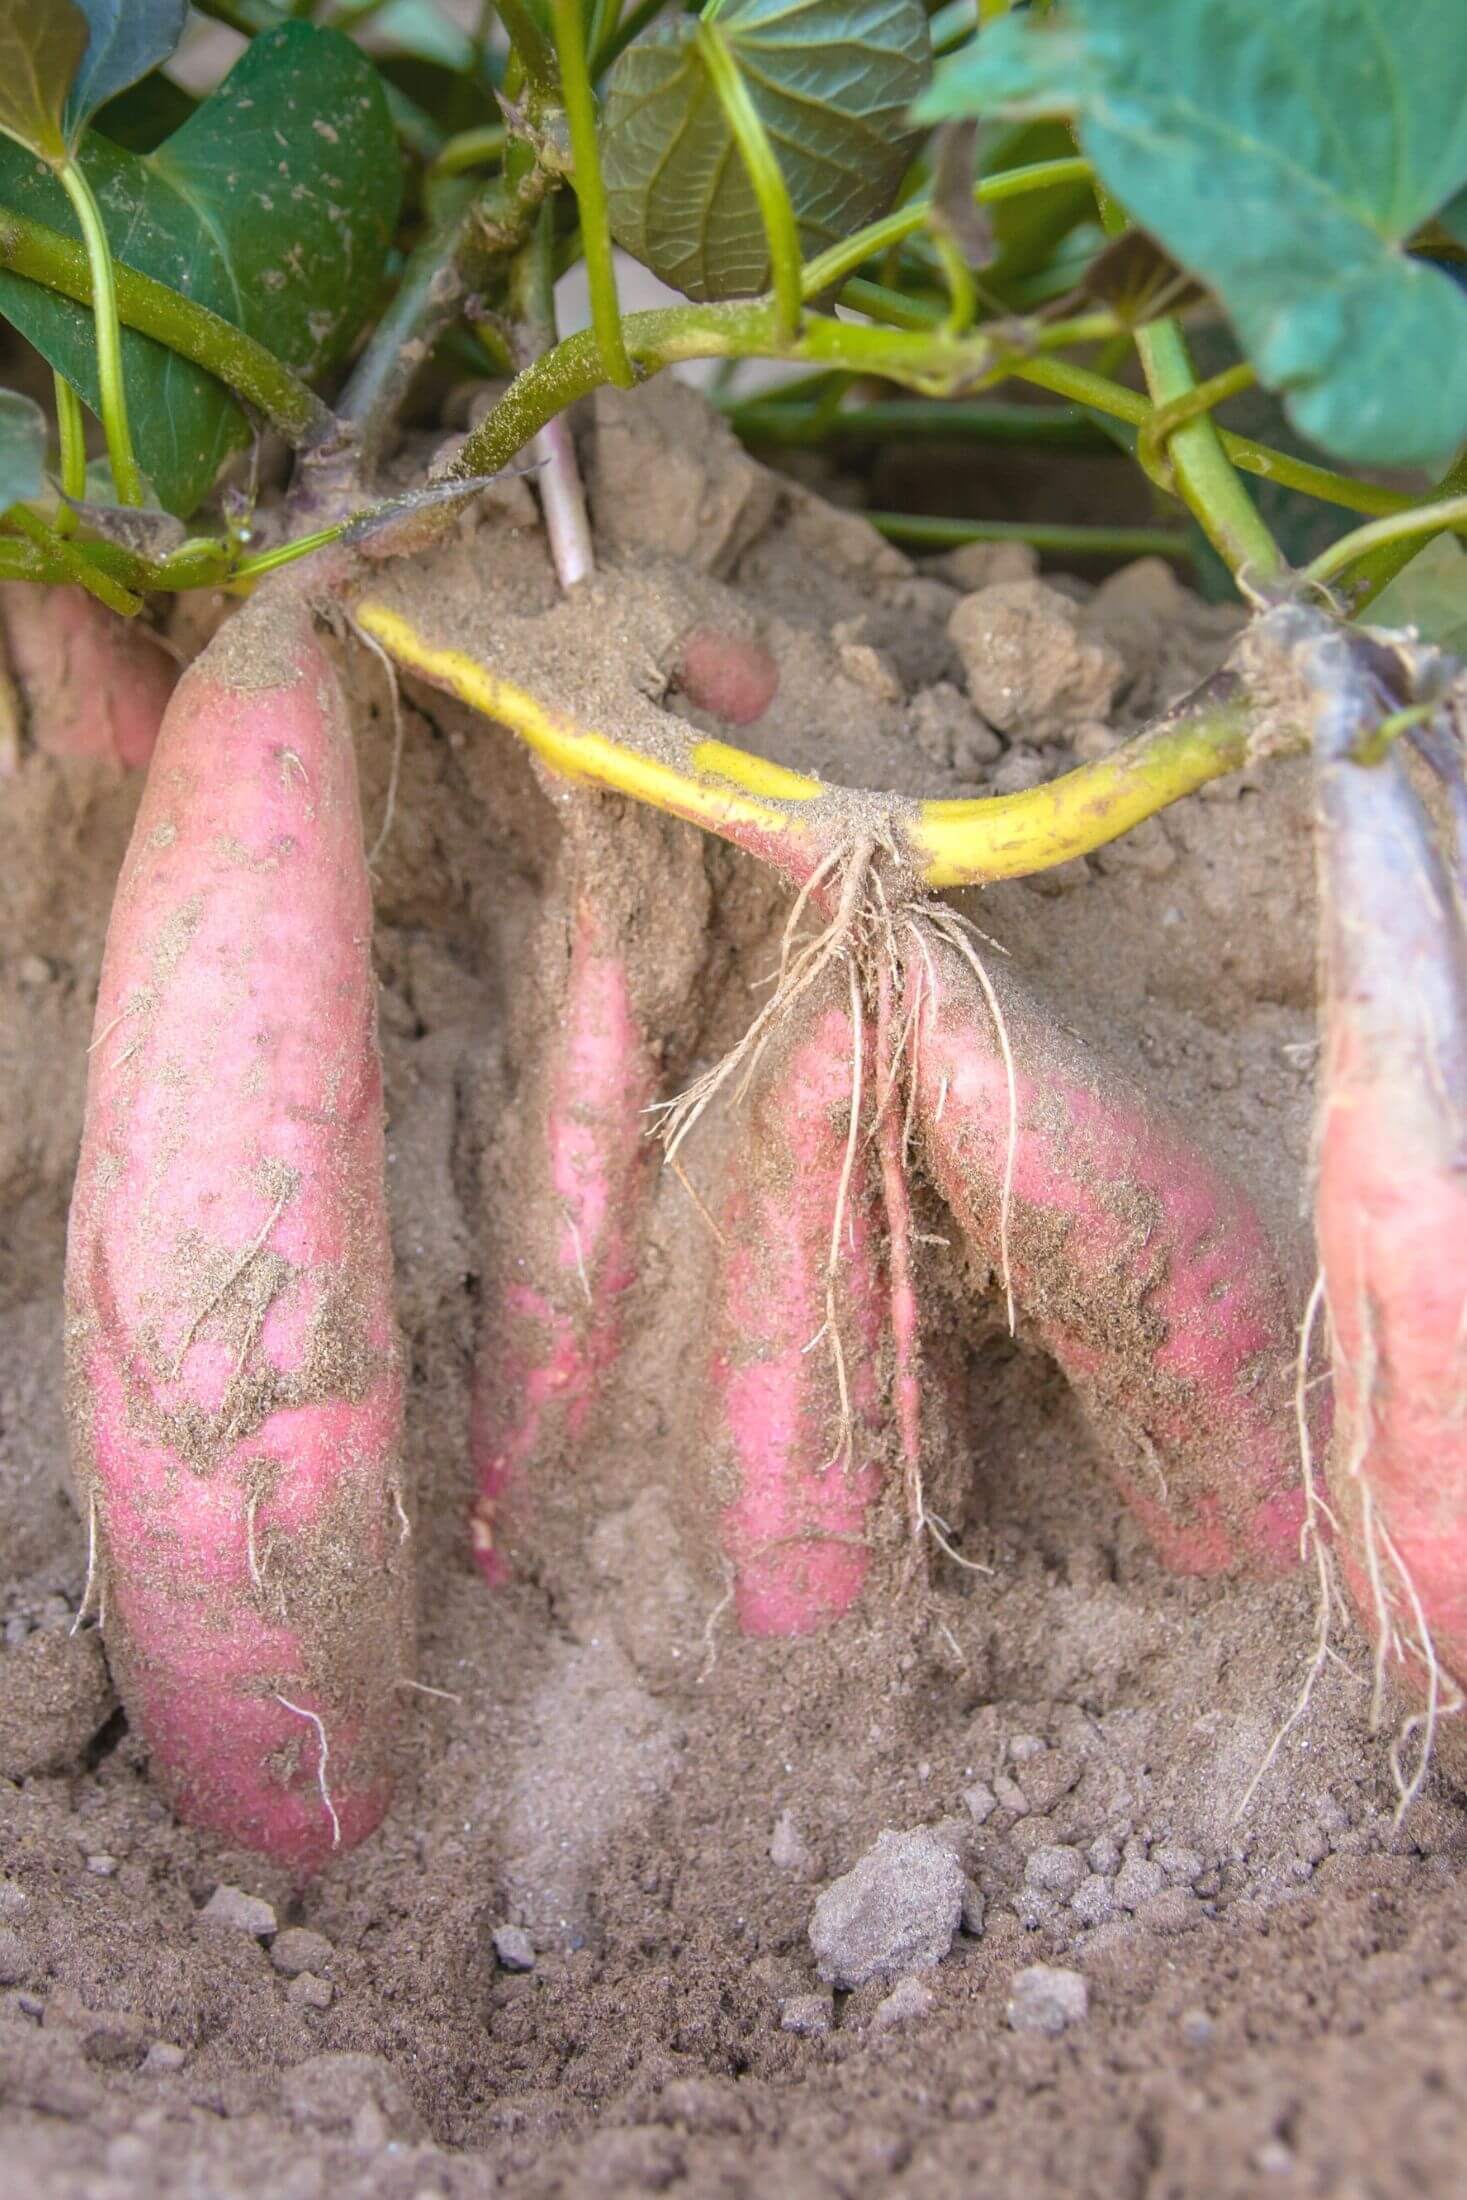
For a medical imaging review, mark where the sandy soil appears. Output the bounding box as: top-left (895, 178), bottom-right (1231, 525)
top-left (2, 384), bottom-right (1464, 2199)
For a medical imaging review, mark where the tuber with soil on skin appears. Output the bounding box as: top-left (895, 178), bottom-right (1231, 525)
top-left (903, 909), bottom-right (1313, 1578)
top-left (707, 978), bottom-right (888, 1636)
top-left (20, 0), bottom-right (1467, 1879)
top-left (470, 842), bottom-right (660, 1583)
top-left (0, 584), bottom-right (176, 773)
top-left (64, 588), bottom-right (411, 1871)
top-left (1307, 624), bottom-right (1467, 1790)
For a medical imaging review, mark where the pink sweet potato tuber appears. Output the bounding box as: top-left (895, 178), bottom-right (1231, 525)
top-left (470, 889), bottom-right (658, 1580)
top-left (1312, 641), bottom-right (1467, 1765)
top-left (907, 917), bottom-right (1307, 1576)
top-left (675, 626), bottom-right (779, 727)
top-left (65, 591), bottom-right (411, 1870)
top-left (0, 583), bottom-right (176, 771)
top-left (708, 988), bottom-right (886, 1634)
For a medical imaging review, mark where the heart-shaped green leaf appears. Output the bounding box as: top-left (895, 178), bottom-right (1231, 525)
top-left (0, 0), bottom-right (87, 164)
top-left (601, 0), bottom-right (931, 302)
top-left (0, 22), bottom-right (399, 518)
top-left (65, 0), bottom-right (188, 145)
top-left (0, 386), bottom-right (48, 510)
top-left (919, 0), bottom-right (1467, 469)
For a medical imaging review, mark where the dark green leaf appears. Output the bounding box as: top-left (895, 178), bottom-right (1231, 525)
top-left (0, 24), bottom-right (400, 516)
top-left (919, 0), bottom-right (1467, 468)
top-left (0, 386), bottom-right (48, 509)
top-left (65, 0), bottom-right (188, 144)
top-left (0, 0), bottom-right (87, 163)
top-left (602, 0), bottom-right (931, 301)
top-left (92, 70), bottom-right (196, 154)
top-left (1369, 534), bottom-right (1467, 654)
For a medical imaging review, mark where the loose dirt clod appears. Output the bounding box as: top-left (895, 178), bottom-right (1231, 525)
top-left (809, 1829), bottom-right (967, 1988)
top-left (1007, 1965), bottom-right (1089, 2034)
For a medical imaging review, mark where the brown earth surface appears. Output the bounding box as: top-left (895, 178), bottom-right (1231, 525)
top-left (2, 385), bottom-right (1464, 2199)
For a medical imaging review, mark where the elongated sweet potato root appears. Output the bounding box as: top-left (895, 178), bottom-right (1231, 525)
top-left (470, 884), bottom-right (658, 1581)
top-left (709, 984), bottom-right (887, 1634)
top-left (469, 795), bottom-right (707, 1580)
top-left (907, 915), bottom-right (1307, 1575)
top-left (1312, 635), bottom-right (1467, 1771)
top-left (0, 584), bottom-right (176, 771)
top-left (65, 591), bottom-right (410, 1870)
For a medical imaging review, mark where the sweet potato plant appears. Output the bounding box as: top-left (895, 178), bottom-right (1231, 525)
top-left (4, 0), bottom-right (1467, 1865)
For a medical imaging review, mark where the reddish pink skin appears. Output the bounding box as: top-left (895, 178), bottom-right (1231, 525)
top-left (65, 597), bottom-right (406, 1871)
top-left (470, 896), bottom-right (656, 1579)
top-left (0, 583), bottom-right (176, 769)
top-left (712, 1005), bottom-right (886, 1634)
top-left (1314, 673), bottom-right (1467, 1717)
top-left (910, 930), bottom-right (1307, 1576)
top-left (676, 628), bottom-right (780, 727)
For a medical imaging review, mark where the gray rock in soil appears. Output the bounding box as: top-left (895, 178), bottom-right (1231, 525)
top-left (874, 1977), bottom-right (935, 2029)
top-left (1023, 1844), bottom-right (1086, 1898)
top-left (779, 1993), bottom-right (833, 2038)
top-left (963, 1782), bottom-right (997, 1825)
top-left (960, 1881), bottom-right (986, 1938)
top-left (492, 1925), bottom-right (536, 1973)
top-left (199, 1885), bottom-right (277, 1939)
top-left (1113, 1856), bottom-right (1165, 1911)
top-left (809, 1829), bottom-right (966, 1989)
top-left (270, 1927), bottom-right (334, 1977)
top-left (1007, 1964), bottom-right (1089, 2035)
top-left (288, 1972), bottom-right (334, 2010)
top-left (142, 2041), bottom-right (187, 2073)
top-left (1070, 1874), bottom-right (1116, 1929)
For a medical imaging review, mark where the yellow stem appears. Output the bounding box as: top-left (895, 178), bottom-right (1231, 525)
top-left (354, 599), bottom-right (1277, 889)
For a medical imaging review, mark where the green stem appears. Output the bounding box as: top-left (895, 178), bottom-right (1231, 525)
top-left (592, 0), bottom-right (665, 70)
top-left (0, 538), bottom-right (62, 583)
top-left (453, 299), bottom-right (1116, 476)
top-left (339, 181), bottom-right (479, 460)
top-left (1095, 193), bottom-right (1279, 579)
top-left (696, 20), bottom-right (803, 339)
top-left (431, 124), bottom-right (507, 177)
top-left (869, 512), bottom-right (1190, 560)
top-left (549, 0), bottom-right (634, 388)
top-left (930, 228), bottom-right (979, 336)
top-left (722, 395), bottom-right (1110, 448)
top-left (52, 371), bottom-right (86, 537)
top-left (1303, 495), bottom-right (1467, 590)
top-left (1134, 321), bottom-right (1282, 578)
top-left (1338, 444), bottom-right (1467, 613)
top-left (229, 522), bottom-right (351, 584)
top-left (56, 161), bottom-right (144, 507)
top-left (5, 506), bottom-right (142, 615)
top-left (800, 156), bottom-right (1093, 298)
top-left (839, 276), bottom-right (944, 330)
top-left (496, 0), bottom-right (558, 92)
top-left (1135, 360), bottom-right (1257, 491)
top-left (0, 205), bottom-right (331, 443)
top-left (1009, 355), bottom-right (1413, 520)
